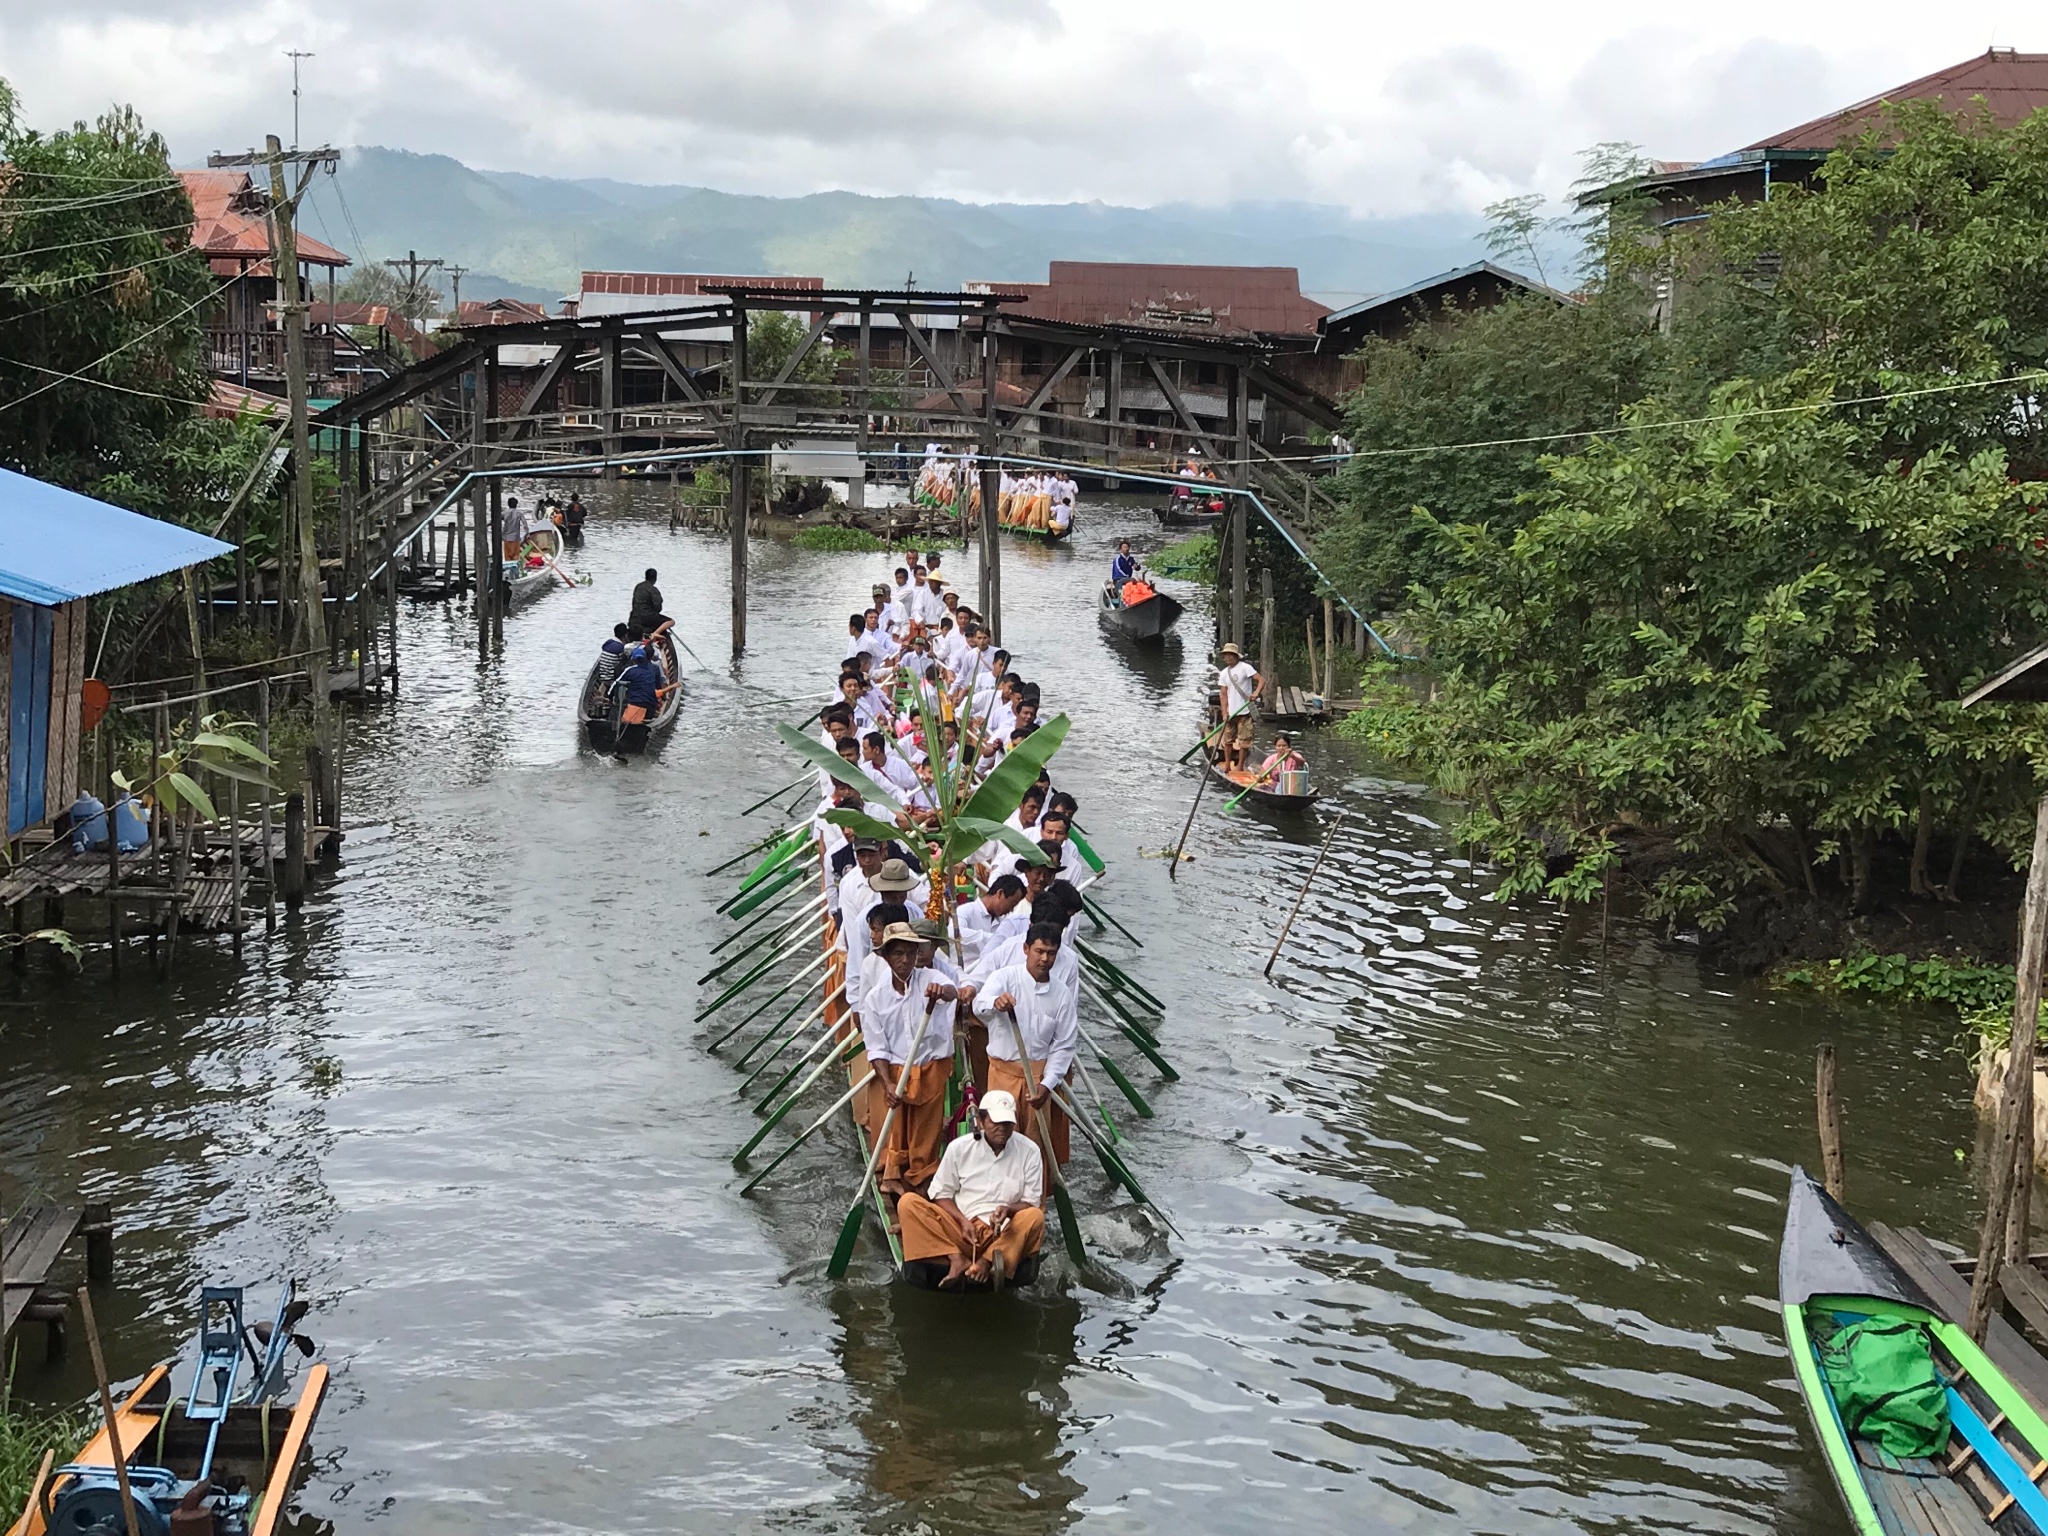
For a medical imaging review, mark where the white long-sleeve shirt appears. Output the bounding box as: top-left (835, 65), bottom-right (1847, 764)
top-left (967, 932), bottom-right (1080, 1014)
top-left (971, 963), bottom-right (1079, 1091)
top-left (834, 867), bottom-right (877, 942)
top-left (955, 898), bottom-right (1026, 969)
top-left (857, 957), bottom-right (955, 1067)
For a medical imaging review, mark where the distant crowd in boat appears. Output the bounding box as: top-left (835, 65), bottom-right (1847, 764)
top-left (909, 447), bottom-right (1075, 535)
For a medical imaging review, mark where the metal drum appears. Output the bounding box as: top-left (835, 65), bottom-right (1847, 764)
top-left (1277, 769), bottom-right (1309, 797)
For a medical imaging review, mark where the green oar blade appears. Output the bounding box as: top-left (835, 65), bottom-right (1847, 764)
top-left (825, 1201), bottom-right (866, 1279)
top-left (1051, 1178), bottom-right (1087, 1267)
top-left (1095, 1052), bottom-right (1154, 1119)
top-left (1068, 827), bottom-right (1106, 875)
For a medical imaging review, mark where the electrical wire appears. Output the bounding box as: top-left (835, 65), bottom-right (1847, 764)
top-left (0, 180), bottom-right (181, 216)
top-left (0, 221), bottom-right (197, 262)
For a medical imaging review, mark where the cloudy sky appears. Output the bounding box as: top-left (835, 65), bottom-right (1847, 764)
top-left (0, 1), bottom-right (2033, 212)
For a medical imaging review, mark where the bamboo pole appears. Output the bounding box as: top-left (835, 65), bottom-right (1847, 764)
top-left (1967, 789), bottom-right (2048, 1340)
top-left (1815, 1044), bottom-right (1845, 1203)
top-left (76, 1288), bottom-right (142, 1536)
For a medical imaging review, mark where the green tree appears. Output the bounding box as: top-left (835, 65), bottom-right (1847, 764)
top-left (748, 309), bottom-right (839, 405)
top-left (1344, 383), bottom-right (2048, 927)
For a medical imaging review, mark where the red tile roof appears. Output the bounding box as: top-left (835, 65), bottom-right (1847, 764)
top-left (204, 378), bottom-right (285, 420)
top-left (1747, 48), bottom-right (2048, 151)
top-left (457, 298), bottom-right (550, 326)
top-left (179, 169), bottom-right (348, 272)
top-left (581, 271), bottom-right (823, 296)
top-left (983, 262), bottom-right (1329, 338)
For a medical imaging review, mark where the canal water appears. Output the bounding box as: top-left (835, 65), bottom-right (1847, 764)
top-left (0, 486), bottom-right (2004, 1534)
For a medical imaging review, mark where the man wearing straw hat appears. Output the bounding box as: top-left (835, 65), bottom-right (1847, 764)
top-left (896, 1090), bottom-right (1045, 1288)
top-left (1215, 641), bottom-right (1263, 774)
top-left (860, 921), bottom-right (960, 1195)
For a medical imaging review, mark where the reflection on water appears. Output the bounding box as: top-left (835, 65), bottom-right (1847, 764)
top-left (0, 479), bottom-right (2001, 1534)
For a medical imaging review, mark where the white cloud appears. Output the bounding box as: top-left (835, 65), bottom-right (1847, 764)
top-left (0, 0), bottom-right (2025, 212)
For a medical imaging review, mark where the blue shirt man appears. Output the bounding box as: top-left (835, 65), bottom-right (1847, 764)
top-left (619, 651), bottom-right (663, 710)
top-left (1110, 542), bottom-right (1138, 587)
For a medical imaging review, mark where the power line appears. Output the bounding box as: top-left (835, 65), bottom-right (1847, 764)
top-left (0, 285), bottom-right (217, 416)
top-left (0, 221), bottom-right (198, 263)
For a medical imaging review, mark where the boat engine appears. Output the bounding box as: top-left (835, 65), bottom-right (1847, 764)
top-left (43, 1465), bottom-right (252, 1536)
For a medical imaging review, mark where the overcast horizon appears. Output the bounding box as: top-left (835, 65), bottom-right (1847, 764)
top-left (0, 2), bottom-right (2037, 217)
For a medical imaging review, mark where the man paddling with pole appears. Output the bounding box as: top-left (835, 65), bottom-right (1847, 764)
top-left (970, 923), bottom-right (1078, 1170)
top-left (858, 922), bottom-right (959, 1196)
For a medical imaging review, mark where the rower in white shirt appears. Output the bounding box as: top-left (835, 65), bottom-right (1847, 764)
top-left (855, 921), bottom-right (960, 1193)
top-left (955, 875), bottom-right (1029, 969)
top-left (833, 838), bottom-right (887, 940)
top-left (968, 922), bottom-right (1080, 1166)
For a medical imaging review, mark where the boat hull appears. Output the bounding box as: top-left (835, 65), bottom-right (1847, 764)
top-left (1203, 755), bottom-right (1318, 809)
top-left (1099, 586), bottom-right (1184, 641)
top-left (580, 632), bottom-right (682, 756)
top-left (1153, 505), bottom-right (1226, 530)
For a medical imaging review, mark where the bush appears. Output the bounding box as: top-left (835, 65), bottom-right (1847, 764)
top-left (1151, 532), bottom-right (1217, 582)
top-left (1, 1401), bottom-right (92, 1519)
top-left (793, 526), bottom-right (885, 553)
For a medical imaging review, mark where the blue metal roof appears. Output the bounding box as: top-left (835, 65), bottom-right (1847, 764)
top-left (0, 466), bottom-right (235, 607)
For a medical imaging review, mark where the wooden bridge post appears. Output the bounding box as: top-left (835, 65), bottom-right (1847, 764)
top-left (602, 331), bottom-right (622, 477)
top-left (853, 301), bottom-right (871, 511)
top-left (488, 472), bottom-right (504, 650)
top-left (472, 362), bottom-right (490, 660)
top-left (730, 301), bottom-right (750, 657)
top-left (980, 316), bottom-right (1002, 645)
top-left (1104, 348), bottom-right (1122, 490)
top-left (1231, 366), bottom-right (1250, 652)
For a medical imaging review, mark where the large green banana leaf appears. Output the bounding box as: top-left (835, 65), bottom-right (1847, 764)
top-left (773, 722), bottom-right (904, 816)
top-left (943, 714), bottom-right (1071, 866)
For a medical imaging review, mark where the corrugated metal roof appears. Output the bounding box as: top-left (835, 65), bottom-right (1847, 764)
top-left (975, 262), bottom-right (1328, 338)
top-left (1319, 261), bottom-right (1566, 329)
top-left (1746, 49), bottom-right (2048, 152)
top-left (0, 468), bottom-right (234, 606)
top-left (582, 271), bottom-right (823, 296)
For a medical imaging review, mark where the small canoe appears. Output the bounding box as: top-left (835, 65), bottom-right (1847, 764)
top-left (1780, 1166), bottom-right (2048, 1536)
top-left (1153, 503), bottom-right (1226, 529)
top-left (581, 631), bottom-right (683, 756)
top-left (501, 522), bottom-right (567, 606)
top-left (1099, 581), bottom-right (1183, 641)
top-left (1204, 748), bottom-right (1318, 809)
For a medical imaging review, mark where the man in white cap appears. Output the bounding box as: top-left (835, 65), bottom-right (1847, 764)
top-left (895, 1089), bottom-right (1045, 1287)
top-left (1215, 641), bottom-right (1263, 774)
top-left (859, 922), bottom-right (960, 1194)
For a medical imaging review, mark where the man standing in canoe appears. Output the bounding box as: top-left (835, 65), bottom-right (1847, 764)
top-left (859, 922), bottom-right (960, 1196)
top-left (895, 1090), bottom-right (1045, 1288)
top-left (1216, 642), bottom-right (1263, 774)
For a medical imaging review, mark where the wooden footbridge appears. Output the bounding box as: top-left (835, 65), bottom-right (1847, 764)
top-left (311, 285), bottom-right (1392, 657)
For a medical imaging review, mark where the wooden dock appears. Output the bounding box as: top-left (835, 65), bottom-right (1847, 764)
top-left (1261, 686), bottom-right (1331, 728)
top-left (1, 1203), bottom-right (113, 1360)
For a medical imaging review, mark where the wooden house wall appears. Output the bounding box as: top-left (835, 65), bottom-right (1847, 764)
top-left (0, 595), bottom-right (86, 839)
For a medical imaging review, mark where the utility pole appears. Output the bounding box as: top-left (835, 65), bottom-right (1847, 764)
top-left (383, 250), bottom-right (444, 323)
top-left (285, 51), bottom-right (314, 148)
top-left (209, 138), bottom-right (340, 817)
top-left (445, 264), bottom-right (468, 323)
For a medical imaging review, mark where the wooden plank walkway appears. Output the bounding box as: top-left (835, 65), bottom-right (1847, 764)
top-left (1, 1204), bottom-right (111, 1356)
top-left (0, 824), bottom-right (282, 933)
top-left (1261, 685), bottom-right (1330, 726)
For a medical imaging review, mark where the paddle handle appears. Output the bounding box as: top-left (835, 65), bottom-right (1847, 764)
top-left (1168, 759), bottom-right (1212, 881)
top-left (741, 1069), bottom-right (875, 1193)
top-left (1263, 811), bottom-right (1345, 977)
top-left (1175, 714), bottom-right (1231, 765)
top-left (850, 996), bottom-right (942, 1194)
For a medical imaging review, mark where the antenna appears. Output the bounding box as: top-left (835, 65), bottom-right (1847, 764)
top-left (286, 50), bottom-right (314, 148)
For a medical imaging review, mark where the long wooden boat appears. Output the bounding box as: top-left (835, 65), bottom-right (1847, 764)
top-left (1000, 518), bottom-right (1073, 544)
top-left (1153, 501), bottom-right (1226, 530)
top-left (9, 1286), bottom-right (328, 1536)
top-left (1779, 1165), bottom-right (2048, 1535)
top-left (1098, 581), bottom-right (1184, 641)
top-left (580, 631), bottom-right (682, 756)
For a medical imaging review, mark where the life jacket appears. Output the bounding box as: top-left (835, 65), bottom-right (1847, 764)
top-left (1122, 580), bottom-right (1155, 606)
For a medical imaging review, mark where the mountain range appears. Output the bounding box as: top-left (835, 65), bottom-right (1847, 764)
top-left (299, 146), bottom-right (1493, 311)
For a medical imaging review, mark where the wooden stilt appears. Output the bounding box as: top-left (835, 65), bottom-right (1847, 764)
top-left (1816, 1044), bottom-right (1846, 1202)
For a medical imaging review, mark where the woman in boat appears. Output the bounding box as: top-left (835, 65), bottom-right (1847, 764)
top-left (1256, 734), bottom-right (1305, 784)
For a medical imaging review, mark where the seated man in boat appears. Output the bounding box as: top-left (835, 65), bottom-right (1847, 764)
top-left (1215, 642), bottom-right (1263, 774)
top-left (595, 623), bottom-right (630, 694)
top-left (859, 921), bottom-right (961, 1196)
top-left (1110, 540), bottom-right (1139, 592)
top-left (968, 923), bottom-right (1079, 1169)
top-left (897, 1090), bottom-right (1045, 1288)
top-left (630, 568), bottom-right (666, 634)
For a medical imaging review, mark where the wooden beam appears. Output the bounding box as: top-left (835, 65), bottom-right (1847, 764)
top-left (896, 310), bottom-right (973, 416)
top-left (640, 333), bottom-right (711, 406)
top-left (1021, 346), bottom-right (1086, 416)
top-left (754, 310), bottom-right (838, 407)
top-left (1144, 354), bottom-right (1225, 460)
top-left (499, 341), bottom-right (580, 443)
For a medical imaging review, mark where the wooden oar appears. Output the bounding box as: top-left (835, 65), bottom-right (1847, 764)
top-left (1078, 894), bottom-right (1143, 946)
top-left (1070, 1056), bottom-right (1125, 1144)
top-left (752, 1015), bottom-right (859, 1117)
top-left (740, 1070), bottom-right (875, 1192)
top-left (706, 825), bottom-right (800, 878)
top-left (1167, 756), bottom-right (1212, 881)
top-left (1049, 1085), bottom-right (1181, 1239)
top-left (730, 833), bottom-right (809, 898)
top-left (699, 904), bottom-right (823, 984)
top-left (1078, 975), bottom-right (1179, 1078)
top-left (1222, 762), bottom-right (1282, 813)
top-left (1001, 1007), bottom-right (1088, 1268)
top-left (735, 1031), bottom-right (861, 1165)
top-left (1265, 811), bottom-right (1345, 976)
top-left (825, 998), bottom-right (941, 1278)
top-left (1077, 969), bottom-right (1161, 1045)
top-left (733, 973), bottom-right (838, 1069)
top-left (1075, 1022), bottom-right (1153, 1118)
top-left (739, 985), bottom-right (845, 1093)
top-left (1175, 716), bottom-right (1232, 765)
top-left (720, 862), bottom-right (805, 919)
top-left (1077, 944), bottom-right (1164, 1012)
top-left (711, 881), bottom-right (814, 955)
top-left (742, 773), bottom-right (813, 818)
top-left (696, 930), bottom-right (819, 1022)
top-left (707, 949), bottom-right (831, 1048)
